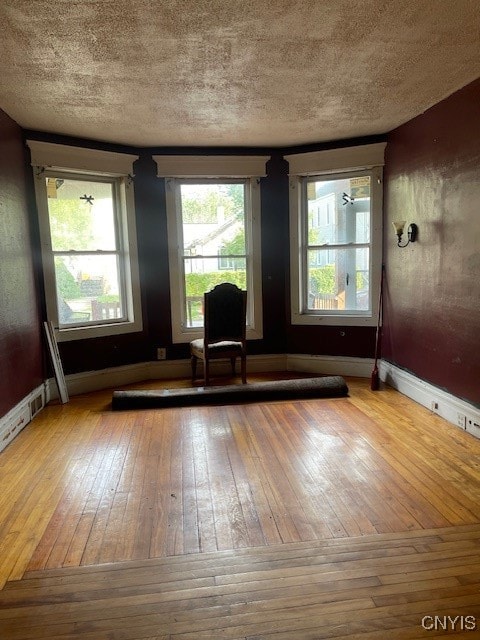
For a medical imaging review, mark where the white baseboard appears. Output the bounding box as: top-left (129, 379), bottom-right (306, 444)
top-left (46, 353), bottom-right (370, 400)
top-left (47, 362), bottom-right (152, 398)
top-left (287, 354), bottom-right (374, 378)
top-left (380, 361), bottom-right (480, 439)
top-left (0, 384), bottom-right (47, 454)
top-left (47, 354), bottom-right (289, 399)
top-left (149, 353), bottom-right (287, 380)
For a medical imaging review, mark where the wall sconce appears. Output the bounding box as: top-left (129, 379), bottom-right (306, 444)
top-left (392, 221), bottom-right (418, 247)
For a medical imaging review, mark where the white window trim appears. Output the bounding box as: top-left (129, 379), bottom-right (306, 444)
top-left (285, 142), bottom-right (386, 175)
top-left (286, 144), bottom-right (385, 327)
top-left (154, 155), bottom-right (269, 178)
top-left (28, 141), bottom-right (143, 342)
top-left (28, 141), bottom-right (137, 175)
top-left (155, 155), bottom-right (267, 344)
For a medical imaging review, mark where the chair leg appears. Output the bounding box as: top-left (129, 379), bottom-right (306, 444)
top-left (204, 358), bottom-right (210, 386)
top-left (230, 357), bottom-right (236, 376)
top-left (241, 355), bottom-right (247, 384)
top-left (191, 355), bottom-right (197, 381)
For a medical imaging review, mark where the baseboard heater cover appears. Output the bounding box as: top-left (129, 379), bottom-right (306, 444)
top-left (112, 376), bottom-right (349, 410)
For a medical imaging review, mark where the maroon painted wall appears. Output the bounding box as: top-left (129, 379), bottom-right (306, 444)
top-left (0, 109), bottom-right (43, 417)
top-left (383, 79), bottom-right (480, 406)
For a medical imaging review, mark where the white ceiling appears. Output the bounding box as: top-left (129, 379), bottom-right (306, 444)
top-left (1, 0), bottom-right (480, 148)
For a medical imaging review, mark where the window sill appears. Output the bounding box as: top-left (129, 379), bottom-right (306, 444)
top-left (291, 312), bottom-right (376, 327)
top-left (55, 319), bottom-right (143, 342)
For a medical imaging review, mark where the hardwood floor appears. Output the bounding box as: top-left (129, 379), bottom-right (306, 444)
top-left (1, 375), bottom-right (480, 638)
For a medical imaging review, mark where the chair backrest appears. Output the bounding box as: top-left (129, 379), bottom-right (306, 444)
top-left (204, 283), bottom-right (247, 344)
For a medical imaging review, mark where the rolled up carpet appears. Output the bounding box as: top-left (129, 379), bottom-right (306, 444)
top-left (112, 375), bottom-right (348, 410)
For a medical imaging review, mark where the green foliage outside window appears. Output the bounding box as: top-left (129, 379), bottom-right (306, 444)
top-left (185, 271), bottom-right (247, 298)
top-left (48, 198), bottom-right (93, 251)
top-left (54, 259), bottom-right (81, 300)
top-left (308, 265), bottom-right (335, 294)
top-left (309, 265), bottom-right (368, 295)
top-left (220, 228), bottom-right (246, 255)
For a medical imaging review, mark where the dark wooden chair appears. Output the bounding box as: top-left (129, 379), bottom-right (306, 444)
top-left (190, 283), bottom-right (247, 385)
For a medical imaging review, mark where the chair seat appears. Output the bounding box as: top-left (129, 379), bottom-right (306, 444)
top-left (190, 338), bottom-right (244, 357)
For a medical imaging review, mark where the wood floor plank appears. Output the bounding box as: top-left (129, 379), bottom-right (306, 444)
top-left (14, 521), bottom-right (480, 583)
top-left (182, 409), bottom-right (206, 554)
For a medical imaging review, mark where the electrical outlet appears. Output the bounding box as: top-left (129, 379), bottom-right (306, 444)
top-left (431, 400), bottom-right (439, 413)
top-left (467, 417), bottom-right (480, 430)
top-left (457, 413), bottom-right (467, 429)
top-left (157, 347), bottom-right (166, 360)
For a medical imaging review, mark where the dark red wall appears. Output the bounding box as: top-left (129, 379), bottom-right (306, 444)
top-left (0, 109), bottom-right (43, 416)
top-left (383, 79), bottom-right (480, 406)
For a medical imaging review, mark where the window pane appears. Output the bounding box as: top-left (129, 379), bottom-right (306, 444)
top-left (307, 175), bottom-right (370, 246)
top-left (184, 256), bottom-right (246, 327)
top-left (55, 255), bottom-right (124, 325)
top-left (46, 177), bottom-right (117, 251)
top-left (180, 183), bottom-right (246, 254)
top-left (180, 182), bottom-right (247, 328)
top-left (307, 247), bottom-right (369, 311)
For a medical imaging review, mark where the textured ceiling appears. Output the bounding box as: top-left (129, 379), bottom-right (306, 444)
top-left (1, 0), bottom-right (480, 148)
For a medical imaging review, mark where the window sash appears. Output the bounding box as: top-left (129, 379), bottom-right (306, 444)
top-left (43, 172), bottom-right (129, 329)
top-left (304, 246), bottom-right (371, 315)
top-left (52, 253), bottom-right (128, 327)
top-left (300, 172), bottom-right (373, 316)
